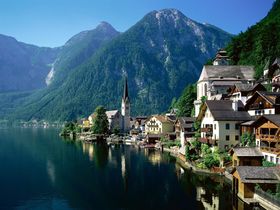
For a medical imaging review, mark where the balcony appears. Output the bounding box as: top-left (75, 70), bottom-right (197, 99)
top-left (260, 146), bottom-right (280, 154)
top-left (198, 137), bottom-right (217, 146)
top-left (259, 134), bottom-right (279, 142)
top-left (201, 127), bottom-right (213, 133)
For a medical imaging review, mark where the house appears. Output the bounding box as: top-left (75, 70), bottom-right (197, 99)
top-left (132, 116), bottom-right (147, 133)
top-left (252, 115), bottom-right (280, 165)
top-left (197, 100), bottom-right (251, 151)
top-left (194, 50), bottom-right (255, 117)
top-left (271, 58), bottom-right (280, 92)
top-left (106, 110), bottom-right (121, 132)
top-left (227, 83), bottom-right (266, 105)
top-left (145, 115), bottom-right (174, 135)
top-left (232, 166), bottom-right (280, 200)
top-left (229, 147), bottom-right (263, 167)
top-left (245, 91), bottom-right (280, 116)
top-left (175, 117), bottom-right (195, 147)
top-left (88, 113), bottom-right (96, 125)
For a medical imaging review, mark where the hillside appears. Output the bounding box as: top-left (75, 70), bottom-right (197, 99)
top-left (8, 9), bottom-right (232, 121)
top-left (0, 34), bottom-right (59, 92)
top-left (226, 0), bottom-right (279, 79)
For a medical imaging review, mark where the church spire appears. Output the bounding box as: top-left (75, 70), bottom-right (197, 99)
top-left (123, 77), bottom-right (129, 100)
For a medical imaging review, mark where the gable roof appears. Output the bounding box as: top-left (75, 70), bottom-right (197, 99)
top-left (106, 110), bottom-right (119, 119)
top-left (201, 100), bottom-right (251, 121)
top-left (231, 147), bottom-right (263, 157)
top-left (245, 91), bottom-right (280, 109)
top-left (198, 65), bottom-right (255, 82)
top-left (251, 114), bottom-right (280, 127)
top-left (145, 115), bottom-right (173, 124)
top-left (236, 166), bottom-right (280, 183)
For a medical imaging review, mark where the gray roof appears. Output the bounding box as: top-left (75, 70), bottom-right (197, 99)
top-left (206, 100), bottom-right (251, 121)
top-left (236, 166), bottom-right (280, 183)
top-left (233, 147), bottom-right (263, 157)
top-left (200, 65), bottom-right (255, 81)
top-left (240, 120), bottom-right (255, 126)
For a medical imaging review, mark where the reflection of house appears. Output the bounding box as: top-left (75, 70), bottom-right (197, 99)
top-left (196, 186), bottom-right (219, 210)
top-left (145, 115), bottom-right (174, 135)
top-left (106, 110), bottom-right (121, 131)
top-left (230, 147), bottom-right (263, 167)
top-left (175, 117), bottom-right (195, 147)
top-left (194, 50), bottom-right (255, 117)
top-left (227, 83), bottom-right (266, 105)
top-left (198, 100), bottom-right (251, 151)
top-left (245, 91), bottom-right (280, 116)
top-left (252, 115), bottom-right (280, 165)
top-left (232, 166), bottom-right (280, 200)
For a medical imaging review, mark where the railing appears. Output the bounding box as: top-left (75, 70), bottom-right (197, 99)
top-left (255, 188), bottom-right (280, 207)
top-left (260, 146), bottom-right (280, 154)
top-left (201, 127), bottom-right (213, 133)
top-left (198, 138), bottom-right (217, 145)
top-left (257, 134), bottom-right (279, 142)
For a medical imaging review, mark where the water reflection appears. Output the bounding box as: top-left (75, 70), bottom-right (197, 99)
top-left (196, 186), bottom-right (219, 210)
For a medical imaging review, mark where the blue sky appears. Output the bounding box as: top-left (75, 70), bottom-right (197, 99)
top-left (0, 0), bottom-right (275, 47)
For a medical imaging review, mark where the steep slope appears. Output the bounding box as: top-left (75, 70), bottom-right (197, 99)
top-left (0, 34), bottom-right (59, 92)
top-left (47, 21), bottom-right (120, 86)
top-left (226, 0), bottom-right (279, 78)
top-left (10, 9), bottom-right (232, 121)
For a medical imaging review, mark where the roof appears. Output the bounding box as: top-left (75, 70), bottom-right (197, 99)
top-left (236, 166), bottom-right (280, 184)
top-left (240, 120), bottom-right (255, 126)
top-left (177, 117), bottom-right (195, 129)
top-left (106, 110), bottom-right (119, 118)
top-left (145, 115), bottom-right (173, 124)
top-left (123, 77), bottom-right (129, 100)
top-left (245, 91), bottom-right (280, 109)
top-left (251, 115), bottom-right (280, 127)
top-left (204, 100), bottom-right (251, 121)
top-left (211, 81), bottom-right (242, 87)
top-left (198, 65), bottom-right (255, 82)
top-left (232, 147), bottom-right (263, 157)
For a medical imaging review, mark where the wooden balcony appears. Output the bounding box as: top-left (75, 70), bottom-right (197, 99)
top-left (257, 134), bottom-right (279, 142)
top-left (201, 127), bottom-right (213, 133)
top-left (198, 137), bottom-right (217, 146)
top-left (260, 146), bottom-right (280, 154)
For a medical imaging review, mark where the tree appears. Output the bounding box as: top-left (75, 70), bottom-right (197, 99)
top-left (171, 84), bottom-right (197, 117)
top-left (91, 106), bottom-right (109, 134)
top-left (241, 132), bottom-right (255, 146)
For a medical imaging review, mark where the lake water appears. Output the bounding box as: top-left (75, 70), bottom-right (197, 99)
top-left (0, 128), bottom-right (254, 210)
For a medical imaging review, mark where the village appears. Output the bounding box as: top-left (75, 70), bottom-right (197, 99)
top-left (62, 50), bottom-right (280, 210)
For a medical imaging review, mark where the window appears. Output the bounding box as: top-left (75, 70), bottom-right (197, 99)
top-left (214, 124), bottom-right (216, 130)
top-left (226, 123), bottom-right (230, 130)
top-left (276, 158), bottom-right (279, 165)
top-left (270, 156), bottom-right (274, 163)
top-left (226, 135), bottom-right (230, 141)
top-left (269, 110), bottom-right (272, 114)
top-left (235, 135), bottom-right (239, 141)
top-left (235, 124), bottom-right (239, 130)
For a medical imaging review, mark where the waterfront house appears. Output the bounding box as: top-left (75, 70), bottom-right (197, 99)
top-left (262, 58), bottom-right (280, 92)
top-left (175, 117), bottom-right (195, 149)
top-left (230, 147), bottom-right (263, 167)
top-left (232, 166), bottom-right (280, 200)
top-left (145, 115), bottom-right (174, 135)
top-left (194, 50), bottom-right (255, 117)
top-left (197, 100), bottom-right (251, 151)
top-left (244, 91), bottom-right (280, 116)
top-left (252, 115), bottom-right (280, 165)
top-left (106, 110), bottom-right (121, 132)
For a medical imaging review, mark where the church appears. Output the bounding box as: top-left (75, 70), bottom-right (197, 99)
top-left (102, 78), bottom-right (131, 133)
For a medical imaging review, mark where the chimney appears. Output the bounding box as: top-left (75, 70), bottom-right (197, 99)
top-left (232, 100), bottom-right (238, 111)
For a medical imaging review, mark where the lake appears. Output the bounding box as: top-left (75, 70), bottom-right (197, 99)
top-left (0, 128), bottom-right (253, 210)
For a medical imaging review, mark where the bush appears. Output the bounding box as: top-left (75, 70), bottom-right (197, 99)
top-left (262, 160), bottom-right (276, 167)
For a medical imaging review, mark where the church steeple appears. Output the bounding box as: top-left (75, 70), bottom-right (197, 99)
top-left (121, 77), bottom-right (130, 132)
top-left (123, 77), bottom-right (129, 101)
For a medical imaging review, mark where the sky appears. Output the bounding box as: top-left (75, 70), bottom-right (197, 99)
top-left (0, 0), bottom-right (275, 47)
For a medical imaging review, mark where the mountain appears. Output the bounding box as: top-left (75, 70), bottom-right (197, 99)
top-left (0, 34), bottom-right (59, 92)
top-left (9, 9), bottom-right (232, 121)
top-left (47, 21), bottom-right (120, 86)
top-left (226, 0), bottom-right (279, 79)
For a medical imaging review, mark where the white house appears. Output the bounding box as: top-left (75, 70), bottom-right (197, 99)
top-left (197, 100), bottom-right (251, 151)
